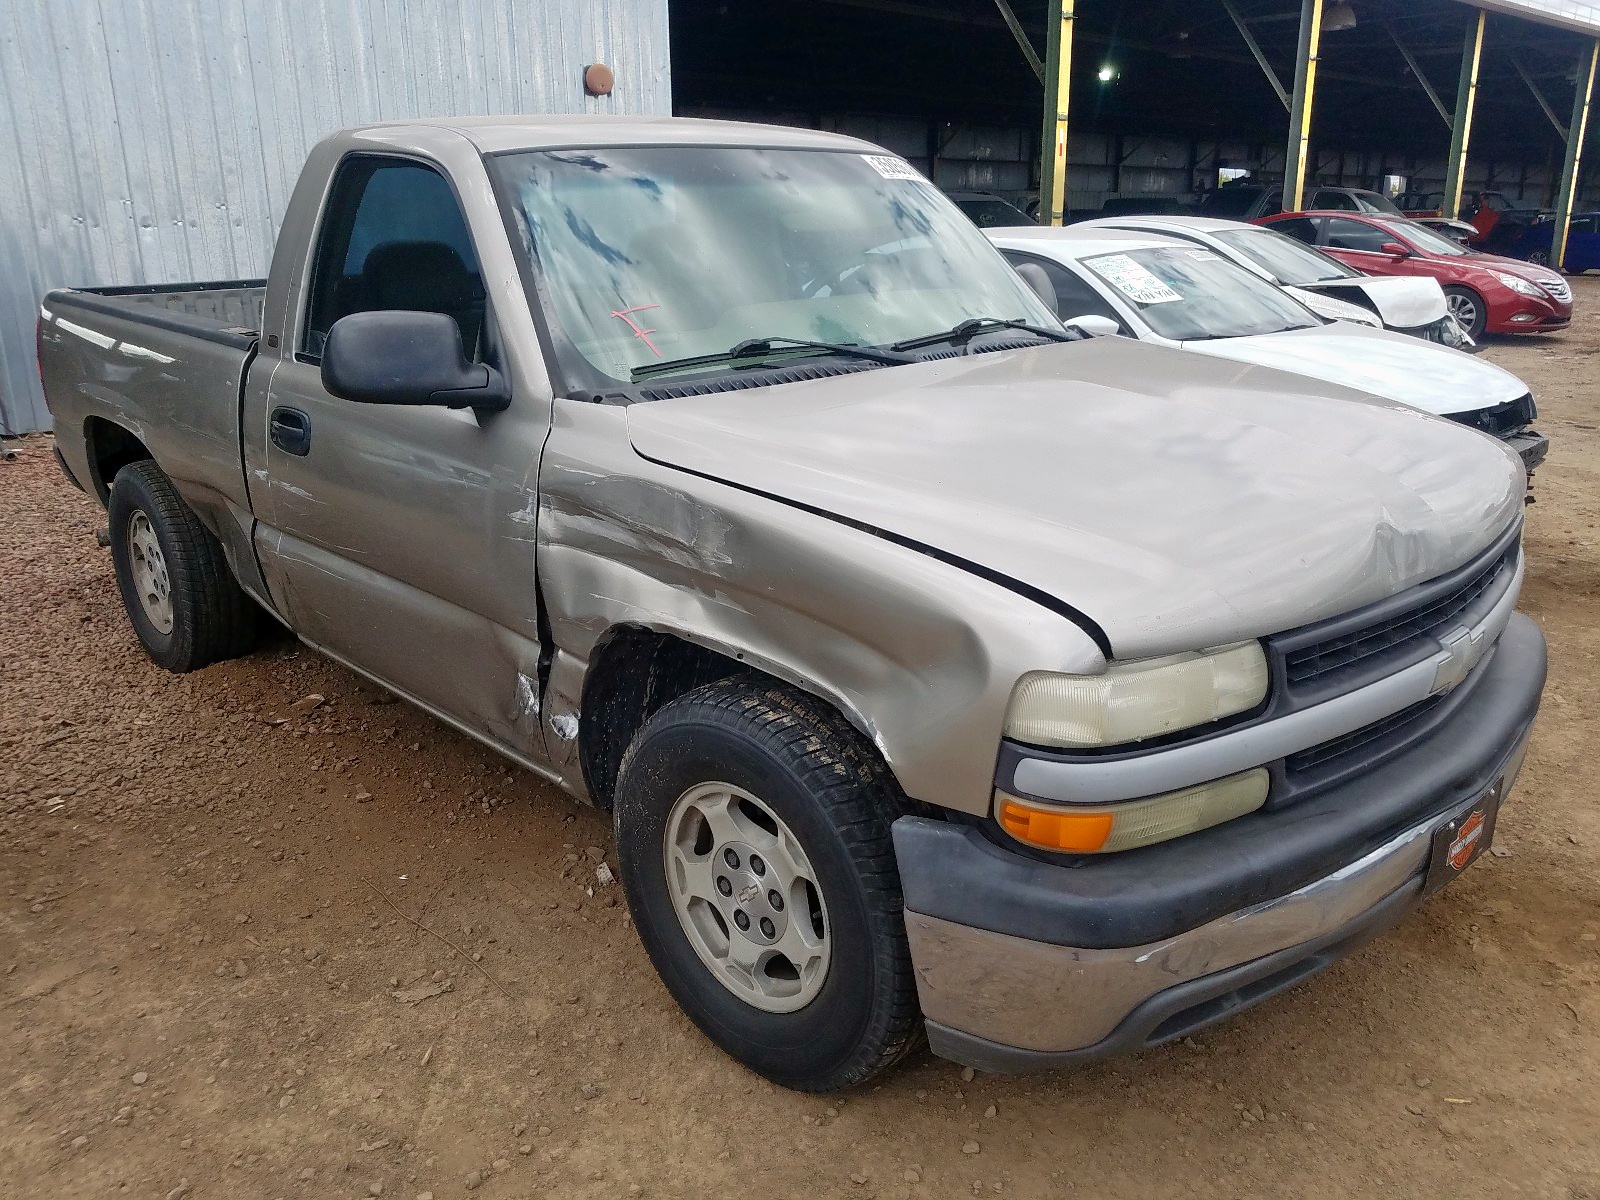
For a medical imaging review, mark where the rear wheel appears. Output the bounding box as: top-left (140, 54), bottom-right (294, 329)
top-left (108, 460), bottom-right (258, 672)
top-left (613, 678), bottom-right (922, 1091)
top-left (1443, 285), bottom-right (1487, 341)
top-left (1526, 248), bottom-right (1552, 267)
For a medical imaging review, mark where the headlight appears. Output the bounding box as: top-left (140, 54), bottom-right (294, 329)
top-left (1005, 642), bottom-right (1269, 749)
top-left (996, 769), bottom-right (1269, 853)
top-left (1493, 271), bottom-right (1542, 297)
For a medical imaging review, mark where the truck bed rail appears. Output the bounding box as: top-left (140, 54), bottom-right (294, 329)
top-left (48, 279), bottom-right (265, 350)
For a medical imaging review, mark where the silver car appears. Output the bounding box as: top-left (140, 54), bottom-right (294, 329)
top-left (1075, 213), bottom-right (1471, 348)
top-left (988, 225), bottom-right (1547, 476)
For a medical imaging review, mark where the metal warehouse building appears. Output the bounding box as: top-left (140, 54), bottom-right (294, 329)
top-left (0, 0), bottom-right (671, 437)
top-left (3, 0), bottom-right (1600, 435)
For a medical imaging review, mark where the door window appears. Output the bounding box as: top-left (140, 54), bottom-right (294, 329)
top-left (1570, 217), bottom-right (1597, 235)
top-left (1267, 216), bottom-right (1321, 246)
top-left (301, 158), bottom-right (485, 360)
top-left (1001, 251), bottom-right (1129, 332)
top-left (1323, 217), bottom-right (1393, 253)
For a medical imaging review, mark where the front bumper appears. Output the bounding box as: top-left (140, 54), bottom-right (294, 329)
top-left (1486, 301), bottom-right (1571, 334)
top-left (1507, 428), bottom-right (1549, 475)
top-left (894, 612), bottom-right (1545, 1072)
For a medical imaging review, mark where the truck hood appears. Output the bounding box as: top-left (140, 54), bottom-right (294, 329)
top-left (625, 338), bottom-right (1524, 660)
top-left (1179, 323), bottom-right (1528, 417)
top-left (1295, 275), bottom-right (1446, 329)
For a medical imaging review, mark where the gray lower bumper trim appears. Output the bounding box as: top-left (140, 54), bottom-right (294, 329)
top-left (925, 874), bottom-right (1422, 1074)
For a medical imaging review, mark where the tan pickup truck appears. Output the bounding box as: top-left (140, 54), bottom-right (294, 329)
top-left (40, 116), bottom-right (1544, 1091)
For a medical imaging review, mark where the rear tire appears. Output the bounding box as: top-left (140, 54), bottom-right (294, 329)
top-left (1443, 285), bottom-right (1488, 341)
top-left (108, 460), bottom-right (258, 672)
top-left (613, 678), bottom-right (923, 1091)
top-left (1526, 248), bottom-right (1552, 268)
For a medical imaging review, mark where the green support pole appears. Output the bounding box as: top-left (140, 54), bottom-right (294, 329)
top-left (1038, 0), bottom-right (1074, 226)
top-left (1282, 0), bottom-right (1324, 215)
top-left (1553, 41), bottom-right (1600, 272)
top-left (1443, 10), bottom-right (1486, 221)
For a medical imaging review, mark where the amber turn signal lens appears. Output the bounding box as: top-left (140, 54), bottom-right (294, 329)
top-left (997, 799), bottom-right (1116, 852)
top-left (996, 769), bottom-right (1269, 854)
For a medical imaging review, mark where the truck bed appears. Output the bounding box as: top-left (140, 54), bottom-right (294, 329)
top-left (53, 279), bottom-right (266, 349)
top-left (39, 278), bottom-right (268, 567)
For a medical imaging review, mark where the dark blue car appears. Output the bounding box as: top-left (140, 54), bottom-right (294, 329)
top-left (1516, 212), bottom-right (1600, 271)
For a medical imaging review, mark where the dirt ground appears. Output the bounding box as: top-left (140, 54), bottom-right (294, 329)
top-left (4, 288), bottom-right (1600, 1200)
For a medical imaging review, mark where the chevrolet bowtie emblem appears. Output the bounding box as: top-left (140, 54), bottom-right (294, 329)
top-left (1431, 624), bottom-right (1488, 695)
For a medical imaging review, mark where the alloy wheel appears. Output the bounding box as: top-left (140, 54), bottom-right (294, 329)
top-left (126, 510), bottom-right (174, 635)
top-left (663, 781), bottom-right (831, 1013)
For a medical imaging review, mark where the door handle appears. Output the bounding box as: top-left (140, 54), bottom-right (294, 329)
top-left (269, 407), bottom-right (311, 456)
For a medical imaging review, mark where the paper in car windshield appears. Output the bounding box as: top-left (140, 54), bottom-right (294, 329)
top-left (862, 155), bottom-right (922, 180)
top-left (1086, 253), bottom-right (1183, 304)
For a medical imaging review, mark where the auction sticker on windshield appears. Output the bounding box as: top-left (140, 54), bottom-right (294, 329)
top-left (862, 155), bottom-right (922, 181)
top-left (1087, 254), bottom-right (1183, 304)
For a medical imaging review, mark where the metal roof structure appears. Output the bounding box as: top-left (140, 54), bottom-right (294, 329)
top-left (1470, 2), bottom-right (1600, 34)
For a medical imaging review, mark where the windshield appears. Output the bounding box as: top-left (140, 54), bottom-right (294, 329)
top-left (1213, 228), bottom-right (1357, 285)
top-left (1383, 218), bottom-right (1471, 257)
top-left (1080, 245), bottom-right (1321, 340)
top-left (489, 146), bottom-right (1058, 388)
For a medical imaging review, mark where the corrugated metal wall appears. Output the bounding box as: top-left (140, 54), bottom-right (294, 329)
top-left (0, 0), bottom-right (671, 436)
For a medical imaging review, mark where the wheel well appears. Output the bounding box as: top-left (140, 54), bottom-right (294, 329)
top-left (578, 629), bottom-right (756, 811)
top-left (84, 417), bottom-right (153, 504)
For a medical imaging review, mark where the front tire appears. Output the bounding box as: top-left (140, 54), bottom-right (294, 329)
top-left (613, 679), bottom-right (922, 1091)
top-left (1444, 285), bottom-right (1488, 341)
top-left (108, 460), bottom-right (258, 672)
top-left (1526, 248), bottom-right (1552, 268)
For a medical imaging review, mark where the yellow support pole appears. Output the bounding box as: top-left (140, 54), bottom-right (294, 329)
top-left (1038, 0), bottom-right (1075, 226)
top-left (1443, 10), bottom-right (1486, 221)
top-left (1552, 41), bottom-right (1599, 272)
top-left (1282, 0), bottom-right (1324, 214)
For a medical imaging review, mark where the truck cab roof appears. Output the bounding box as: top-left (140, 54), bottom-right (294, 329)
top-left (342, 114), bottom-right (880, 155)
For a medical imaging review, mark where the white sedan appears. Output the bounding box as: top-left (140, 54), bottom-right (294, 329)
top-left (1074, 213), bottom-right (1470, 348)
top-left (986, 226), bottom-right (1546, 475)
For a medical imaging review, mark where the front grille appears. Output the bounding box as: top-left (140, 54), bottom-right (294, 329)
top-left (1445, 393), bottom-right (1537, 439)
top-left (1542, 278), bottom-right (1572, 303)
top-left (1274, 527), bottom-right (1518, 697)
top-left (1285, 694), bottom-right (1446, 777)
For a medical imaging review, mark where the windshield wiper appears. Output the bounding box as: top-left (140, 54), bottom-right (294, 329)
top-left (889, 316), bottom-right (1079, 353)
top-left (630, 335), bottom-right (913, 382)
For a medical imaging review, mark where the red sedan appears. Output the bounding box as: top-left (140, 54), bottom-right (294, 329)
top-left (1256, 210), bottom-right (1571, 340)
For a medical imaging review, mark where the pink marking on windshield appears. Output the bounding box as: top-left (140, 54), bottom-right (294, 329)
top-left (610, 304), bottom-right (663, 357)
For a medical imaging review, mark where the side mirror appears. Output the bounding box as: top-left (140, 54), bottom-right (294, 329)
top-left (321, 311), bottom-right (510, 410)
top-left (1379, 241), bottom-right (1411, 258)
top-left (1061, 314), bottom-right (1121, 339)
top-left (1012, 262), bottom-right (1058, 315)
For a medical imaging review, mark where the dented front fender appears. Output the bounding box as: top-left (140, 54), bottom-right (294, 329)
top-left (535, 401), bottom-right (1104, 816)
